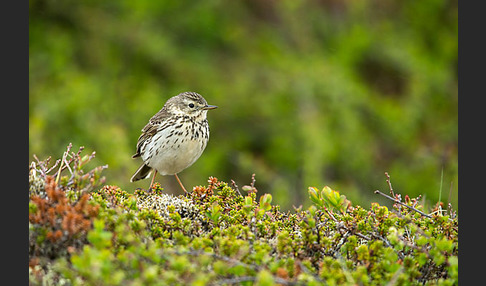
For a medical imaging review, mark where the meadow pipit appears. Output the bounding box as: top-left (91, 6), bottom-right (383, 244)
top-left (130, 91), bottom-right (217, 192)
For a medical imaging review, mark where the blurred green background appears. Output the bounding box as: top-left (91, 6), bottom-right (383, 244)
top-left (29, 0), bottom-right (457, 211)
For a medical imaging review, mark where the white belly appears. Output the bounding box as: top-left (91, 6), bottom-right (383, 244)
top-left (141, 127), bottom-right (207, 175)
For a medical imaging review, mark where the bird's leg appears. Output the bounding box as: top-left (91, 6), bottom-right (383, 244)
top-left (174, 173), bottom-right (188, 194)
top-left (149, 170), bottom-right (158, 190)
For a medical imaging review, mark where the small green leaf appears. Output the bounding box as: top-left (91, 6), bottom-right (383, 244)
top-left (259, 194), bottom-right (272, 211)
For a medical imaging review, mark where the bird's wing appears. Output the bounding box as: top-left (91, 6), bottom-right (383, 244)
top-left (132, 107), bottom-right (172, 158)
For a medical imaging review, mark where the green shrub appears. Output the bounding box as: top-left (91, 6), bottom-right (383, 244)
top-left (29, 147), bottom-right (457, 285)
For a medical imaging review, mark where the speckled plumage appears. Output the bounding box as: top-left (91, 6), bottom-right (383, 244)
top-left (130, 92), bottom-right (217, 190)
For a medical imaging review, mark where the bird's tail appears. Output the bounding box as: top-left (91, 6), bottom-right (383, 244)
top-left (130, 164), bottom-right (153, 182)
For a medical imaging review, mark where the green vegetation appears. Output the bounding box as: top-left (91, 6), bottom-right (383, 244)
top-left (29, 1), bottom-right (458, 283)
top-left (29, 146), bottom-right (457, 285)
top-left (29, 0), bottom-right (457, 210)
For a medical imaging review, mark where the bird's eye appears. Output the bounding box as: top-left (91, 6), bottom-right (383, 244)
top-left (189, 103), bottom-right (195, 108)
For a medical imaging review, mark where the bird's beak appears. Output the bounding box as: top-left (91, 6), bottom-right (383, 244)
top-left (202, 105), bottom-right (218, 110)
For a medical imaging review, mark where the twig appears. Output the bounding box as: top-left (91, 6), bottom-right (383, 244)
top-left (63, 155), bottom-right (74, 179)
top-left (331, 231), bottom-right (350, 257)
top-left (355, 231), bottom-right (371, 241)
top-left (371, 233), bottom-right (405, 260)
top-left (242, 174), bottom-right (258, 193)
top-left (55, 143), bottom-right (74, 185)
top-left (374, 190), bottom-right (432, 219)
top-left (412, 195), bottom-right (421, 208)
top-left (296, 260), bottom-right (325, 284)
top-left (322, 206), bottom-right (337, 222)
top-left (447, 203), bottom-right (456, 219)
top-left (33, 154), bottom-right (57, 177)
top-left (385, 172), bottom-right (394, 197)
top-left (429, 208), bottom-right (447, 216)
top-left (46, 159), bottom-right (61, 175)
top-left (323, 207), bottom-right (370, 241)
top-left (211, 276), bottom-right (255, 285)
top-left (55, 151), bottom-right (67, 185)
top-left (385, 172), bottom-right (402, 214)
top-left (448, 181), bottom-right (453, 206)
top-left (230, 179), bottom-right (242, 197)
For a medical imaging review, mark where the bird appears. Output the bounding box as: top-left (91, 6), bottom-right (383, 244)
top-left (130, 91), bottom-right (217, 193)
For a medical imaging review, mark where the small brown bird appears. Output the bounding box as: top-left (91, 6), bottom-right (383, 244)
top-left (130, 91), bottom-right (217, 192)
